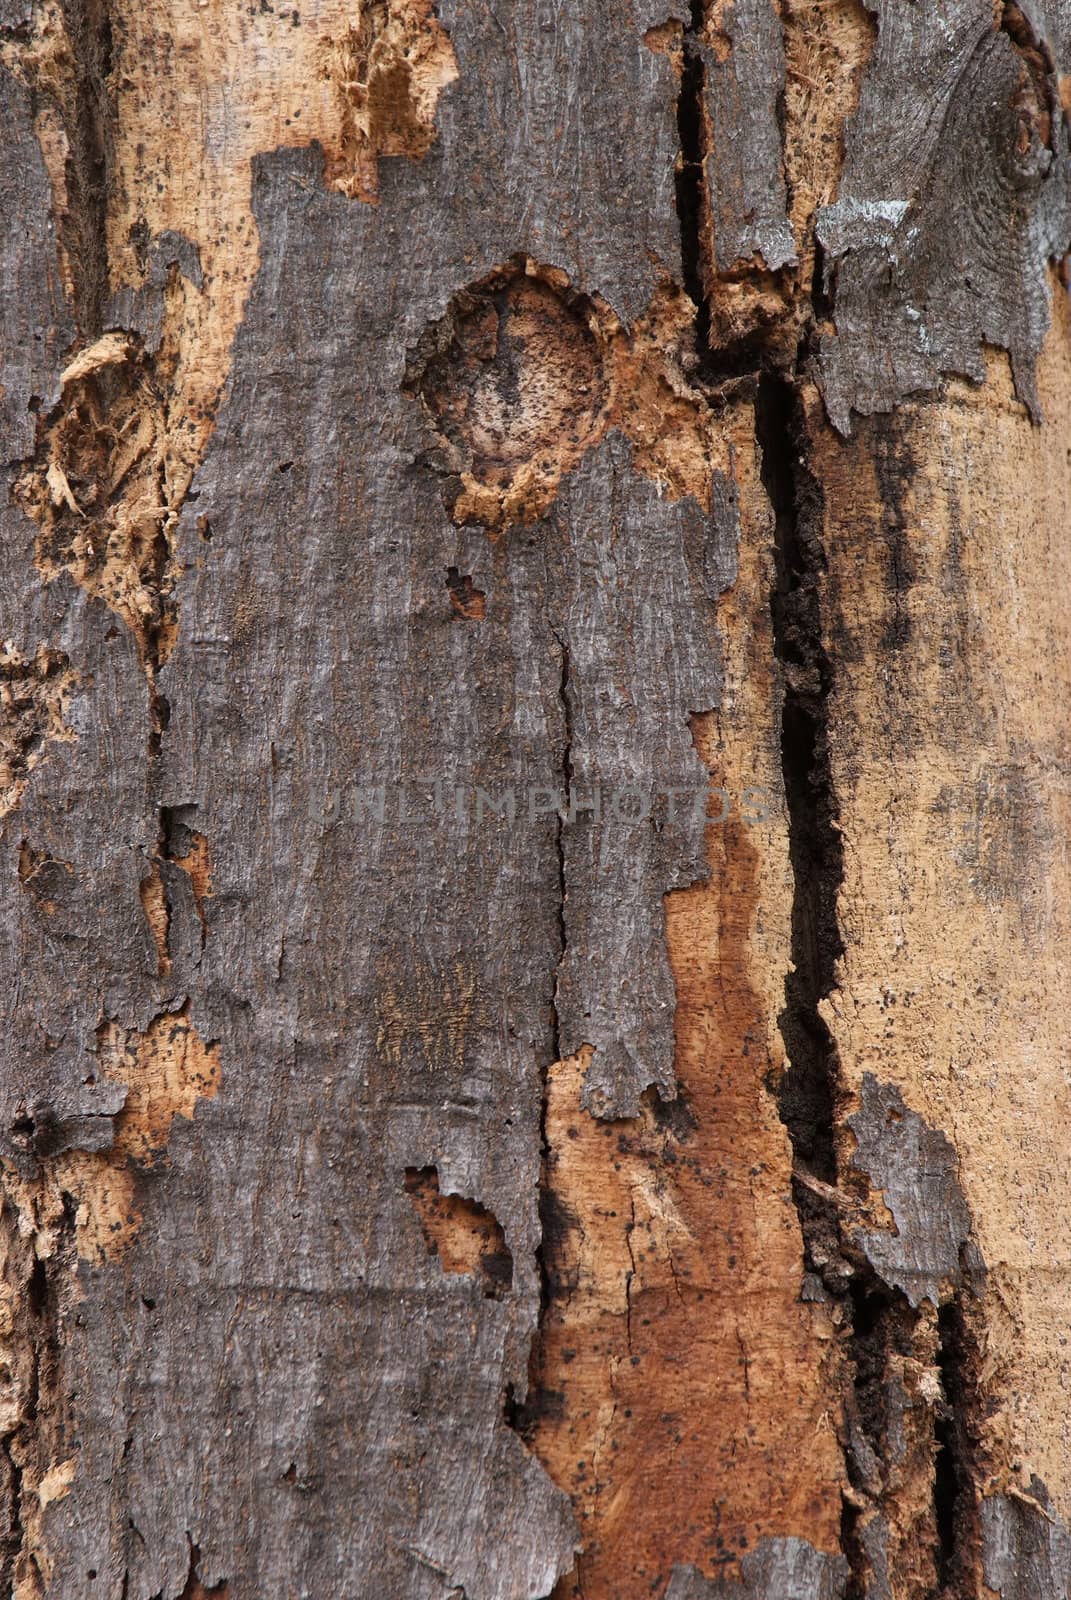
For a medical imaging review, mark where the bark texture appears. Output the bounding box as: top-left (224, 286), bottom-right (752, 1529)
top-left (0, 0), bottom-right (1070, 1597)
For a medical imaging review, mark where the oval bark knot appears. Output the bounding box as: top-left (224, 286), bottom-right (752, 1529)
top-left (405, 258), bottom-right (611, 529)
top-left (405, 260), bottom-right (739, 527)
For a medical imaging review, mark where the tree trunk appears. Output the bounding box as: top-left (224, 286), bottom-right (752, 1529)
top-left (1, 0), bottom-right (1069, 1595)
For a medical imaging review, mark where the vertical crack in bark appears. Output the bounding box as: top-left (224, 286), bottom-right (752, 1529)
top-left (933, 1301), bottom-right (961, 1589)
top-left (509, 628), bottom-right (574, 1455)
top-left (759, 378), bottom-right (988, 1596)
top-left (675, 0), bottom-right (712, 360)
top-left (57, 0), bottom-right (113, 338)
top-left (552, 632), bottom-right (574, 1066)
top-left (932, 1261), bottom-right (984, 1595)
top-left (758, 369), bottom-right (920, 1595)
top-left (759, 365), bottom-right (851, 1579)
top-left (760, 369), bottom-right (842, 1188)
top-left (0, 1187), bottom-right (76, 1597)
top-left (139, 803), bottom-right (212, 977)
top-left (758, 371), bottom-right (887, 1588)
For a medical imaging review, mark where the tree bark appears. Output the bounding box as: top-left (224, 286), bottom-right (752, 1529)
top-left (1, 0), bottom-right (1069, 1596)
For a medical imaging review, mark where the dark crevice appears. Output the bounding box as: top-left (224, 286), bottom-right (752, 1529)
top-left (675, 0), bottom-right (804, 385)
top-left (757, 370), bottom-right (988, 1599)
top-left (676, 0), bottom-right (712, 359)
top-left (811, 232), bottom-right (833, 325)
top-left (760, 369), bottom-right (843, 1189)
top-left (551, 632), bottom-right (573, 1067)
top-left (506, 628), bottom-right (574, 1444)
top-left (160, 803), bottom-right (198, 862)
top-left (142, 804), bottom-right (188, 976)
top-left (0, 1192), bottom-right (75, 1595)
top-left (143, 417), bottom-right (178, 769)
top-left (758, 369), bottom-right (892, 1598)
top-left (934, 1314), bottom-right (959, 1587)
top-left (933, 1270), bottom-right (984, 1596)
top-left (58, 0), bottom-right (114, 338)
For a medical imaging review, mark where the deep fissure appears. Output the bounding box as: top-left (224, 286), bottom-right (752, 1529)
top-left (552, 632), bottom-right (573, 1067)
top-left (759, 368), bottom-right (893, 1597)
top-left (675, 0), bottom-right (712, 358)
top-left (933, 1269), bottom-right (984, 1595)
top-left (758, 370), bottom-right (989, 1596)
top-left (759, 369), bottom-right (842, 1187)
top-left (505, 627), bottom-right (574, 1455)
top-left (58, 0), bottom-right (113, 337)
top-left (514, 11), bottom-right (988, 1593)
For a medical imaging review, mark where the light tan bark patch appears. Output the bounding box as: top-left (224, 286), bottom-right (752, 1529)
top-left (139, 863), bottom-right (171, 976)
top-left (321, 0), bottom-right (458, 202)
top-left (781, 0), bottom-right (877, 275)
top-left (805, 283), bottom-right (1071, 1533)
top-left (2, 1010), bottom-right (221, 1265)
